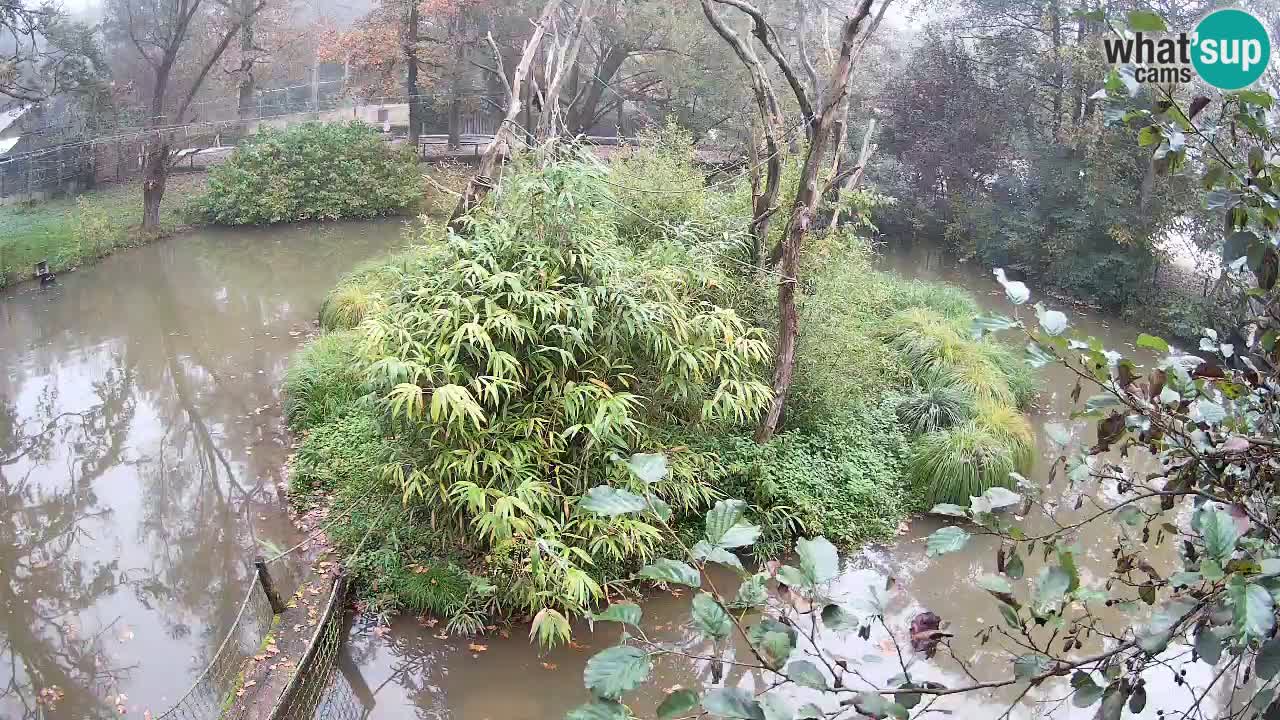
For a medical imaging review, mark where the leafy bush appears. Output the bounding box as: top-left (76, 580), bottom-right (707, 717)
top-left (290, 405), bottom-right (388, 498)
top-left (197, 122), bottom-right (421, 225)
top-left (609, 120), bottom-right (711, 243)
top-left (705, 402), bottom-right (913, 547)
top-left (282, 330), bottom-right (367, 430)
top-left (318, 242), bottom-right (451, 331)
top-left (345, 157), bottom-right (771, 634)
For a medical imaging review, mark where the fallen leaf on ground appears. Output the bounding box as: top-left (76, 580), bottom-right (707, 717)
top-left (468, 643), bottom-right (488, 652)
top-left (541, 662), bottom-right (558, 670)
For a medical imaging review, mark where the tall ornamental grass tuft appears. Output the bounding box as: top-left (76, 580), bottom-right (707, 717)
top-left (909, 421), bottom-right (1023, 507)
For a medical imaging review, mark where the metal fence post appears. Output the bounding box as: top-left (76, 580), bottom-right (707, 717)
top-left (254, 556), bottom-right (288, 614)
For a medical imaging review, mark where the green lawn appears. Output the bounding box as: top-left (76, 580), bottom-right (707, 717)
top-left (0, 173), bottom-right (203, 288)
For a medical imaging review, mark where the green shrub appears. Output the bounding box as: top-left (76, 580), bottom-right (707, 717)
top-left (609, 120), bottom-right (710, 243)
top-left (197, 122), bottom-right (421, 225)
top-left (290, 406), bottom-right (389, 498)
top-left (896, 386), bottom-right (975, 435)
top-left (709, 403), bottom-right (913, 547)
top-left (283, 330), bottom-right (366, 430)
top-left (345, 157), bottom-right (770, 633)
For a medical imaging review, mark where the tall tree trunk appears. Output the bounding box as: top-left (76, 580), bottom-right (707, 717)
top-left (753, 0), bottom-right (875, 444)
top-left (236, 0), bottom-right (256, 120)
top-left (447, 30), bottom-right (465, 149)
top-left (406, 0), bottom-right (421, 145)
top-left (142, 139), bottom-right (168, 231)
top-left (746, 119), bottom-right (763, 265)
top-left (141, 63), bottom-right (172, 231)
top-left (449, 1), bottom-right (562, 230)
top-left (1071, 2), bottom-right (1086, 128)
top-left (701, 0), bottom-right (786, 267)
top-left (538, 0), bottom-right (593, 143)
top-left (571, 42), bottom-right (628, 135)
top-left (1050, 0), bottom-right (1063, 138)
top-left (310, 58), bottom-right (320, 113)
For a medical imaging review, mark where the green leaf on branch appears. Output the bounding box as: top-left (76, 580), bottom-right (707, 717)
top-left (821, 603), bottom-right (860, 632)
top-left (1138, 598), bottom-right (1196, 654)
top-left (1129, 685), bottom-right (1148, 713)
top-left (731, 573), bottom-right (769, 609)
top-left (926, 526), bottom-right (971, 557)
top-left (977, 574), bottom-right (1013, 594)
top-left (626, 452), bottom-right (668, 483)
top-left (579, 486), bottom-right (648, 516)
top-left (796, 537), bottom-right (840, 584)
top-left (748, 618), bottom-right (797, 670)
top-left (1013, 654), bottom-right (1053, 680)
top-left (702, 687), bottom-right (766, 719)
top-left (691, 592), bottom-right (732, 641)
top-left (637, 559), bottom-right (701, 587)
top-left (972, 313), bottom-right (1018, 337)
top-left (983, 486), bottom-right (1022, 509)
top-left (1237, 90), bottom-right (1275, 108)
top-left (1127, 10), bottom-right (1167, 31)
top-left (1136, 333), bottom-right (1170, 353)
top-left (657, 689), bottom-right (700, 719)
top-left (1006, 551), bottom-right (1025, 580)
top-left (1043, 422), bottom-right (1072, 448)
top-left (786, 659), bottom-right (829, 690)
top-left (1231, 577), bottom-right (1275, 640)
top-left (1199, 506), bottom-right (1240, 564)
top-left (691, 541), bottom-right (744, 571)
top-left (1257, 637), bottom-right (1280, 679)
top-left (852, 693), bottom-right (908, 720)
top-left (1071, 672), bottom-right (1104, 708)
top-left (1195, 625), bottom-right (1222, 665)
top-left (1031, 565), bottom-right (1072, 616)
top-left (704, 499), bottom-right (761, 549)
top-left (592, 602), bottom-right (642, 627)
top-left (584, 645), bottom-right (651, 700)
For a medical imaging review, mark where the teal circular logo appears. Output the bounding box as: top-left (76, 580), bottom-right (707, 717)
top-left (1192, 9), bottom-right (1271, 90)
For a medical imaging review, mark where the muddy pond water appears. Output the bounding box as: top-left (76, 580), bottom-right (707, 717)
top-left (0, 219), bottom-right (409, 718)
top-left (1, 226), bottom-right (1226, 720)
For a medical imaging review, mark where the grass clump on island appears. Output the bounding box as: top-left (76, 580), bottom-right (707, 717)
top-left (283, 135), bottom-right (1040, 641)
top-left (0, 174), bottom-right (200, 288)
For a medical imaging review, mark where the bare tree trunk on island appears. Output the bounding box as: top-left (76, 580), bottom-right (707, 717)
top-left (734, 0), bottom-right (875, 443)
top-left (448, 0), bottom-right (561, 232)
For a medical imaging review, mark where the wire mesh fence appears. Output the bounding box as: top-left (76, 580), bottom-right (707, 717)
top-left (153, 577), bottom-right (280, 720)
top-left (267, 574), bottom-right (352, 720)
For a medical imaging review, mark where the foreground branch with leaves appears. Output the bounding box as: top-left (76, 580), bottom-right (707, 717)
top-left (567, 11), bottom-right (1280, 719)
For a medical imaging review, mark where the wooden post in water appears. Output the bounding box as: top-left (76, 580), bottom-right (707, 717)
top-left (254, 556), bottom-right (288, 614)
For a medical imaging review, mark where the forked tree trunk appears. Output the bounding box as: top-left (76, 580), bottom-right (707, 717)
top-left (751, 0), bottom-right (876, 443)
top-left (448, 0), bottom-right (562, 231)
